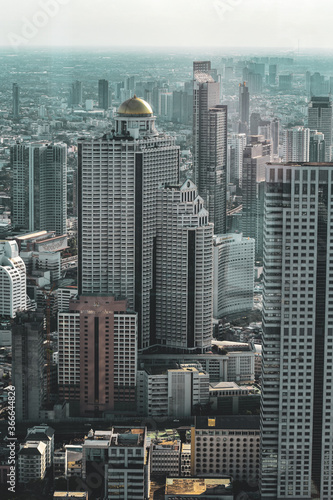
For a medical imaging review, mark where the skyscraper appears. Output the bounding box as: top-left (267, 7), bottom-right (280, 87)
top-left (98, 79), bottom-right (109, 110)
top-left (13, 83), bottom-right (20, 119)
top-left (69, 80), bottom-right (82, 106)
top-left (308, 96), bottom-right (332, 160)
top-left (242, 135), bottom-right (271, 259)
top-left (227, 133), bottom-right (247, 186)
top-left (193, 70), bottom-right (227, 233)
top-left (11, 142), bottom-right (67, 235)
top-left (154, 180), bottom-right (213, 352)
top-left (239, 82), bottom-right (250, 128)
top-left (283, 126), bottom-right (310, 162)
top-left (261, 162), bottom-right (333, 499)
top-left (270, 118), bottom-right (280, 157)
top-left (78, 96), bottom-right (179, 348)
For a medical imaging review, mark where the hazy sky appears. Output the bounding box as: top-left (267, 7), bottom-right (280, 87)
top-left (1, 0), bottom-right (333, 51)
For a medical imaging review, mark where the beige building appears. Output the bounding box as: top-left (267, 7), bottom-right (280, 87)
top-left (165, 477), bottom-right (233, 499)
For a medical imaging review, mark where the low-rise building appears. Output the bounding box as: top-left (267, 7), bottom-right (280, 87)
top-left (18, 441), bottom-right (47, 483)
top-left (53, 493), bottom-right (88, 499)
top-left (165, 477), bottom-right (233, 499)
top-left (191, 415), bottom-right (260, 484)
top-left (180, 443), bottom-right (191, 477)
top-left (209, 382), bottom-right (260, 415)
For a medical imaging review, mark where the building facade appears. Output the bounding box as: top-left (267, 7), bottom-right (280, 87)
top-left (308, 97), bottom-right (332, 160)
top-left (11, 142), bottom-right (67, 235)
top-left (78, 96), bottom-right (179, 348)
top-left (155, 180), bottom-right (213, 351)
top-left (283, 127), bottom-right (310, 162)
top-left (261, 162), bottom-right (333, 499)
top-left (98, 79), bottom-right (109, 110)
top-left (0, 241), bottom-right (26, 318)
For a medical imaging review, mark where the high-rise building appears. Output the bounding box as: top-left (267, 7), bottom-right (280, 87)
top-left (213, 233), bottom-right (254, 319)
top-left (193, 70), bottom-right (227, 233)
top-left (78, 96), bottom-right (179, 348)
top-left (242, 136), bottom-right (271, 259)
top-left (239, 82), bottom-right (250, 127)
top-left (154, 180), bottom-right (213, 351)
top-left (58, 296), bottom-right (137, 417)
top-left (261, 162), bottom-right (333, 499)
top-left (69, 80), bottom-right (82, 106)
top-left (193, 61), bottom-right (211, 74)
top-left (98, 79), bottom-right (109, 110)
top-left (268, 64), bottom-right (277, 85)
top-left (283, 126), bottom-right (310, 162)
top-left (13, 83), bottom-right (20, 119)
top-left (227, 133), bottom-right (247, 186)
top-left (309, 130), bottom-right (326, 162)
top-left (270, 118), bottom-right (280, 157)
top-left (11, 142), bottom-right (67, 235)
top-left (12, 311), bottom-right (44, 421)
top-left (308, 96), bottom-right (332, 160)
top-left (0, 241), bottom-right (26, 318)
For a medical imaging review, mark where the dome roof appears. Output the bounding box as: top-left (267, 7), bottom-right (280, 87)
top-left (118, 95), bottom-right (153, 116)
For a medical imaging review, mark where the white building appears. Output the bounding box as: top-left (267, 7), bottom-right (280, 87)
top-left (227, 133), bottom-right (247, 186)
top-left (78, 96), bottom-right (179, 348)
top-left (261, 162), bottom-right (333, 499)
top-left (0, 241), bottom-right (26, 318)
top-left (213, 233), bottom-right (254, 318)
top-left (25, 424), bottom-right (55, 468)
top-left (283, 126), bottom-right (310, 162)
top-left (18, 441), bottom-right (47, 483)
top-left (137, 364), bottom-right (210, 418)
top-left (155, 180), bottom-right (213, 351)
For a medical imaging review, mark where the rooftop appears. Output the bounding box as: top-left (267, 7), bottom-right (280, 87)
top-left (195, 415), bottom-right (260, 430)
top-left (118, 95), bottom-right (153, 116)
top-left (165, 477), bottom-right (232, 495)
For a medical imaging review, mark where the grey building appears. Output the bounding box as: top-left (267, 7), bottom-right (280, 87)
top-left (98, 79), bottom-right (109, 110)
top-left (12, 311), bottom-right (44, 421)
top-left (261, 162), bottom-right (333, 499)
top-left (12, 83), bottom-right (19, 119)
top-left (11, 142), bottom-right (67, 236)
top-left (308, 96), bottom-right (332, 160)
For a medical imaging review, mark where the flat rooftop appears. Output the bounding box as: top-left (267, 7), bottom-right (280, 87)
top-left (165, 477), bottom-right (232, 495)
top-left (195, 415), bottom-right (260, 430)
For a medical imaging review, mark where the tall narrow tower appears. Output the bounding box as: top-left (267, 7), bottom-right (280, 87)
top-left (154, 180), bottom-right (213, 352)
top-left (308, 96), bottom-right (332, 160)
top-left (13, 83), bottom-right (20, 119)
top-left (98, 79), bottom-right (109, 110)
top-left (11, 142), bottom-right (67, 235)
top-left (261, 162), bottom-right (333, 499)
top-left (239, 82), bottom-right (250, 127)
top-left (193, 67), bottom-right (227, 234)
top-left (78, 96), bottom-right (179, 348)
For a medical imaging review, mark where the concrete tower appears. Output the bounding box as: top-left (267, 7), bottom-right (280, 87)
top-left (154, 180), bottom-right (214, 352)
top-left (261, 162), bottom-right (333, 499)
top-left (11, 142), bottom-right (67, 236)
top-left (283, 126), bottom-right (310, 162)
top-left (78, 96), bottom-right (179, 348)
top-left (98, 79), bottom-right (109, 110)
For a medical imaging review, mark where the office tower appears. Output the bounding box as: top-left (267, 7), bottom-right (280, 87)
top-left (193, 60), bottom-right (211, 74)
top-left (278, 74), bottom-right (293, 91)
top-left (248, 72), bottom-right (263, 94)
top-left (0, 241), bottom-right (26, 317)
top-left (309, 130), bottom-right (326, 162)
top-left (283, 126), bottom-right (310, 162)
top-left (11, 142), bottom-right (67, 235)
top-left (78, 96), bottom-right (179, 349)
top-left (242, 135), bottom-right (271, 259)
top-left (261, 162), bottom-right (333, 499)
top-left (269, 64), bottom-right (277, 85)
top-left (308, 96), bottom-right (332, 160)
top-left (250, 112), bottom-right (261, 135)
top-left (58, 296), bottom-right (137, 416)
top-left (69, 80), bottom-right (82, 106)
top-left (12, 311), bottom-right (44, 421)
top-left (172, 90), bottom-right (192, 124)
top-left (270, 118), bottom-right (279, 156)
top-left (13, 83), bottom-right (20, 118)
top-left (154, 180), bottom-right (213, 352)
top-left (227, 133), bottom-right (247, 186)
top-left (193, 70), bottom-right (227, 233)
top-left (239, 82), bottom-right (250, 124)
top-left (98, 79), bottom-right (109, 110)
top-left (213, 233), bottom-right (254, 318)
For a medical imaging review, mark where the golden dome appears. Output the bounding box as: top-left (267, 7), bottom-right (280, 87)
top-left (118, 95), bottom-right (153, 116)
